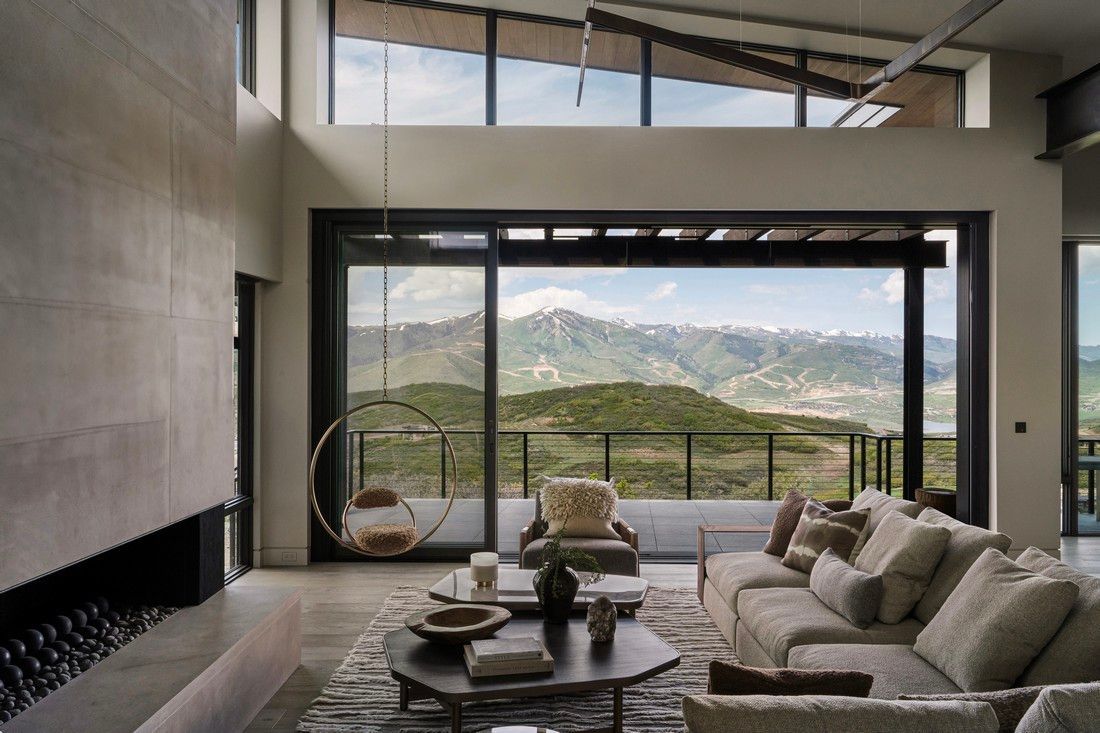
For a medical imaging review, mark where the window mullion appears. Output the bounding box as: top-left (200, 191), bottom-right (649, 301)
top-left (641, 38), bottom-right (652, 126)
top-left (486, 9), bottom-right (497, 126)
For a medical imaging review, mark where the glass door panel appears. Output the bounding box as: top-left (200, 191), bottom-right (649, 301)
top-left (341, 230), bottom-right (491, 550)
top-left (1076, 244), bottom-right (1100, 534)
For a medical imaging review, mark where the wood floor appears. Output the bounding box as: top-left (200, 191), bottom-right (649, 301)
top-left (239, 540), bottom-right (1100, 732)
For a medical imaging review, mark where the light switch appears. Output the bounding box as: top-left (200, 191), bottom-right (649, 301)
top-left (1015, 422), bottom-right (1027, 433)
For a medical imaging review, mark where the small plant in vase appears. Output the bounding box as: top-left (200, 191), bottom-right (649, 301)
top-left (533, 527), bottom-right (605, 624)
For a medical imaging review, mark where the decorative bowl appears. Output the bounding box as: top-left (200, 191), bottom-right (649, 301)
top-left (404, 604), bottom-right (511, 644)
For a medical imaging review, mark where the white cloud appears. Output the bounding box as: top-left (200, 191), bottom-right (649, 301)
top-left (499, 267), bottom-right (627, 288)
top-left (499, 286), bottom-right (638, 319)
top-left (646, 281), bottom-right (678, 301)
top-left (391, 268), bottom-right (484, 302)
top-left (859, 270), bottom-right (906, 305)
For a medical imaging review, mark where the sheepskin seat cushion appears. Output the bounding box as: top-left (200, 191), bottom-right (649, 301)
top-left (353, 523), bottom-right (419, 555)
top-left (540, 477), bottom-right (620, 540)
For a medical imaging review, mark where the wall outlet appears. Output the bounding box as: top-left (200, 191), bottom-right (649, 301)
top-left (281, 551), bottom-right (298, 562)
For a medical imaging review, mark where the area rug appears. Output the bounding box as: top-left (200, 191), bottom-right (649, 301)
top-left (297, 585), bottom-right (734, 732)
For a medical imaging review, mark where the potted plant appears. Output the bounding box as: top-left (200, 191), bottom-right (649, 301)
top-left (533, 527), bottom-right (605, 624)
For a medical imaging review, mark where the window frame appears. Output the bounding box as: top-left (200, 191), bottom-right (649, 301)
top-left (328, 0), bottom-right (964, 128)
top-left (227, 275), bottom-right (256, 583)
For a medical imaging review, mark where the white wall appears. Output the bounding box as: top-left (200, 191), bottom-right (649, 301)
top-left (0, 0), bottom-right (236, 590)
top-left (236, 87), bottom-right (283, 281)
top-left (256, 0), bottom-right (1065, 561)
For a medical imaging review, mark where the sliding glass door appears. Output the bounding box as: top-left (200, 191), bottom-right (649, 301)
top-left (1064, 241), bottom-right (1100, 535)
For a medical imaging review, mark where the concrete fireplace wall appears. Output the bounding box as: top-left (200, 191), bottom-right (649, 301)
top-left (0, 0), bottom-right (236, 591)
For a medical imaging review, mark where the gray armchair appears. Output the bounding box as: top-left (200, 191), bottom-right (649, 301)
top-left (519, 491), bottom-right (640, 576)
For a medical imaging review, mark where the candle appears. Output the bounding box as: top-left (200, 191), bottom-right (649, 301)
top-left (470, 552), bottom-right (499, 588)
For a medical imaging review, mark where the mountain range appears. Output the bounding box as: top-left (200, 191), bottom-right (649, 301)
top-left (347, 307), bottom-right (960, 431)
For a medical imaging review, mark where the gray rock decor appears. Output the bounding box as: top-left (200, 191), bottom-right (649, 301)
top-left (586, 595), bottom-right (616, 642)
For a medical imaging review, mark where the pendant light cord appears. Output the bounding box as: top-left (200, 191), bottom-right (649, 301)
top-left (382, 0), bottom-right (390, 401)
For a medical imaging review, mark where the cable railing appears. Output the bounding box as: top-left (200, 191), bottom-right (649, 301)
top-left (343, 428), bottom-right (960, 502)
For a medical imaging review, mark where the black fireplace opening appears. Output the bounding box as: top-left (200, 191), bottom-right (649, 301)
top-left (0, 504), bottom-right (225, 723)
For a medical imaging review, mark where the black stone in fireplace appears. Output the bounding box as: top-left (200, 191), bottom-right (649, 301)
top-left (0, 504), bottom-right (225, 722)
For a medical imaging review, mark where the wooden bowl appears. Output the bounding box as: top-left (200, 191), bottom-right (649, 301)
top-left (405, 604), bottom-right (511, 644)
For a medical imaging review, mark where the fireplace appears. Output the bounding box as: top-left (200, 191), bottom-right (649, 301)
top-left (0, 505), bottom-right (225, 723)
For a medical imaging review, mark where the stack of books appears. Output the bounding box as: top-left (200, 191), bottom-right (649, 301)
top-left (463, 637), bottom-right (554, 678)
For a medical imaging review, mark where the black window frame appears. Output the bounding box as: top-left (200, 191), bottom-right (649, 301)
top-left (237, 0), bottom-right (257, 94)
top-left (227, 275), bottom-right (256, 583)
top-left (328, 0), bottom-right (964, 128)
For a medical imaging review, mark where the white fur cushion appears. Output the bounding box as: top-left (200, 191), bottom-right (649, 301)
top-left (540, 477), bottom-right (620, 540)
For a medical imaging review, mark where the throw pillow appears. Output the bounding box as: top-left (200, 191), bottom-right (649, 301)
top-left (763, 490), bottom-right (854, 557)
top-left (539, 477), bottom-right (620, 540)
top-left (1015, 682), bottom-right (1100, 733)
top-left (899, 687), bottom-right (1045, 733)
top-left (781, 499), bottom-right (870, 574)
top-left (848, 488), bottom-right (923, 565)
top-left (707, 660), bottom-right (873, 697)
top-left (809, 547), bottom-right (883, 629)
top-left (913, 548), bottom-right (1079, 692)
top-left (913, 507), bottom-right (1012, 624)
top-left (854, 511), bottom-right (952, 624)
top-left (1015, 546), bottom-right (1100, 686)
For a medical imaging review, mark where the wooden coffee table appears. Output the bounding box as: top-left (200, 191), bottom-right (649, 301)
top-left (383, 616), bottom-right (679, 733)
top-left (429, 568), bottom-right (649, 612)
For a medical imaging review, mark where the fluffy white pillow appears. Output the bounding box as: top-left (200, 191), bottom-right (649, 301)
top-left (540, 477), bottom-right (620, 540)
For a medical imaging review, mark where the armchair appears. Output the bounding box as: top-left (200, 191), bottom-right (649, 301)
top-left (519, 492), bottom-right (640, 576)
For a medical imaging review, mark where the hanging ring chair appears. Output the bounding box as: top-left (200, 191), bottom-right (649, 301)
top-left (309, 400), bottom-right (459, 557)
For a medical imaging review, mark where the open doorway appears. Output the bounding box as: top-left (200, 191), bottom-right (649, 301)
top-left (1063, 241), bottom-right (1100, 536)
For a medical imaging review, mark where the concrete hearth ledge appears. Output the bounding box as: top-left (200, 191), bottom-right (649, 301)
top-left (3, 586), bottom-right (301, 733)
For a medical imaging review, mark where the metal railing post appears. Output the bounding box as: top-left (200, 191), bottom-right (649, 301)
top-left (885, 438), bottom-right (893, 495)
top-left (860, 435), bottom-right (867, 493)
top-left (440, 436), bottom-right (447, 498)
top-left (1090, 440), bottom-right (1096, 514)
top-left (686, 433), bottom-right (693, 500)
top-left (848, 434), bottom-right (856, 499)
top-left (767, 433), bottom-right (774, 500)
top-left (358, 432), bottom-right (364, 491)
top-left (522, 432), bottom-right (529, 499)
top-left (604, 433), bottom-right (611, 482)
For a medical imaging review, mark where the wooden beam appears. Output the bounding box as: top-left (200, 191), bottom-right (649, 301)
top-left (583, 7), bottom-right (856, 100)
top-left (1037, 63), bottom-right (1100, 159)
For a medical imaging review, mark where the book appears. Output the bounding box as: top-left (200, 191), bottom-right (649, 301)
top-left (469, 636), bottom-right (544, 663)
top-left (463, 642), bottom-right (554, 678)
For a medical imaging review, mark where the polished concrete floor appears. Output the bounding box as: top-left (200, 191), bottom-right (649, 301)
top-left (239, 539), bottom-right (1100, 731)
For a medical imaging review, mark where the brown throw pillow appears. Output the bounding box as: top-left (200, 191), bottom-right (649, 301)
top-left (763, 489), bottom-right (854, 557)
top-left (898, 687), bottom-right (1045, 733)
top-left (707, 660), bottom-right (873, 697)
top-left (782, 499), bottom-right (871, 573)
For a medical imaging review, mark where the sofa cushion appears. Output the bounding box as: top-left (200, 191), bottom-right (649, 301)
top-left (1015, 546), bottom-right (1100, 686)
top-left (682, 694), bottom-right (999, 733)
top-left (707, 660), bottom-right (872, 697)
top-left (1014, 682), bottom-right (1100, 733)
top-left (520, 537), bottom-right (638, 577)
top-left (854, 511), bottom-right (951, 624)
top-left (738, 587), bottom-right (924, 666)
top-left (734, 619), bottom-right (778, 668)
top-left (789, 643), bottom-right (962, 699)
top-left (914, 548), bottom-right (1079, 692)
top-left (705, 551), bottom-right (810, 614)
top-left (848, 488), bottom-right (923, 564)
top-left (810, 547), bottom-right (883, 629)
top-left (782, 500), bottom-right (870, 572)
top-left (763, 489), bottom-right (854, 557)
top-left (899, 687), bottom-right (1046, 733)
top-left (913, 508), bottom-right (1013, 624)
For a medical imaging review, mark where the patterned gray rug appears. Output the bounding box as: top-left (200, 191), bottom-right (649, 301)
top-left (297, 585), bottom-right (733, 732)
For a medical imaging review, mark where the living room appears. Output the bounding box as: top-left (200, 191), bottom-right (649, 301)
top-left (2, 0), bottom-right (1100, 731)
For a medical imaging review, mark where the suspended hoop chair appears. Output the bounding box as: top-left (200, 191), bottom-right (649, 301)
top-left (308, 0), bottom-right (459, 557)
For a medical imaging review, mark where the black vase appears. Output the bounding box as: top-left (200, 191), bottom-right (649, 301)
top-left (534, 564), bottom-right (580, 624)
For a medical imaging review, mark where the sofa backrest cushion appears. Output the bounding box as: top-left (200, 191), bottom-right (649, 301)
top-left (810, 547), bottom-right (883, 629)
top-left (781, 500), bottom-right (870, 573)
top-left (898, 686), bottom-right (1045, 733)
top-left (763, 489), bottom-right (853, 557)
top-left (682, 694), bottom-right (999, 733)
top-left (913, 507), bottom-right (1012, 624)
top-left (854, 511), bottom-right (951, 624)
top-left (913, 548), bottom-right (1079, 692)
top-left (1014, 683), bottom-right (1100, 733)
top-left (848, 488), bottom-right (923, 564)
top-left (1015, 546), bottom-right (1100, 686)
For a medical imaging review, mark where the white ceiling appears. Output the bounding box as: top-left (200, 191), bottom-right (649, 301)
top-left (619, 0), bottom-right (1100, 69)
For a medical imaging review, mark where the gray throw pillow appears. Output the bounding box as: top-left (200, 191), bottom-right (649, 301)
top-left (913, 507), bottom-right (1012, 624)
top-left (809, 547), bottom-right (883, 629)
top-left (848, 488), bottom-right (923, 564)
top-left (854, 511), bottom-right (951, 624)
top-left (899, 687), bottom-right (1045, 733)
top-left (1015, 683), bottom-right (1100, 733)
top-left (914, 548), bottom-right (1079, 692)
top-left (781, 499), bottom-right (871, 574)
top-left (1015, 546), bottom-right (1100, 686)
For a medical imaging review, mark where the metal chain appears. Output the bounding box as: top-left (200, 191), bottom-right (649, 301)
top-left (381, 0), bottom-right (390, 400)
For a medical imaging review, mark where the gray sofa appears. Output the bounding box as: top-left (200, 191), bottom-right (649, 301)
top-left (697, 489), bottom-right (1096, 700)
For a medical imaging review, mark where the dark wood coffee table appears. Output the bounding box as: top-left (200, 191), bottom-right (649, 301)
top-left (383, 616), bottom-right (679, 733)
